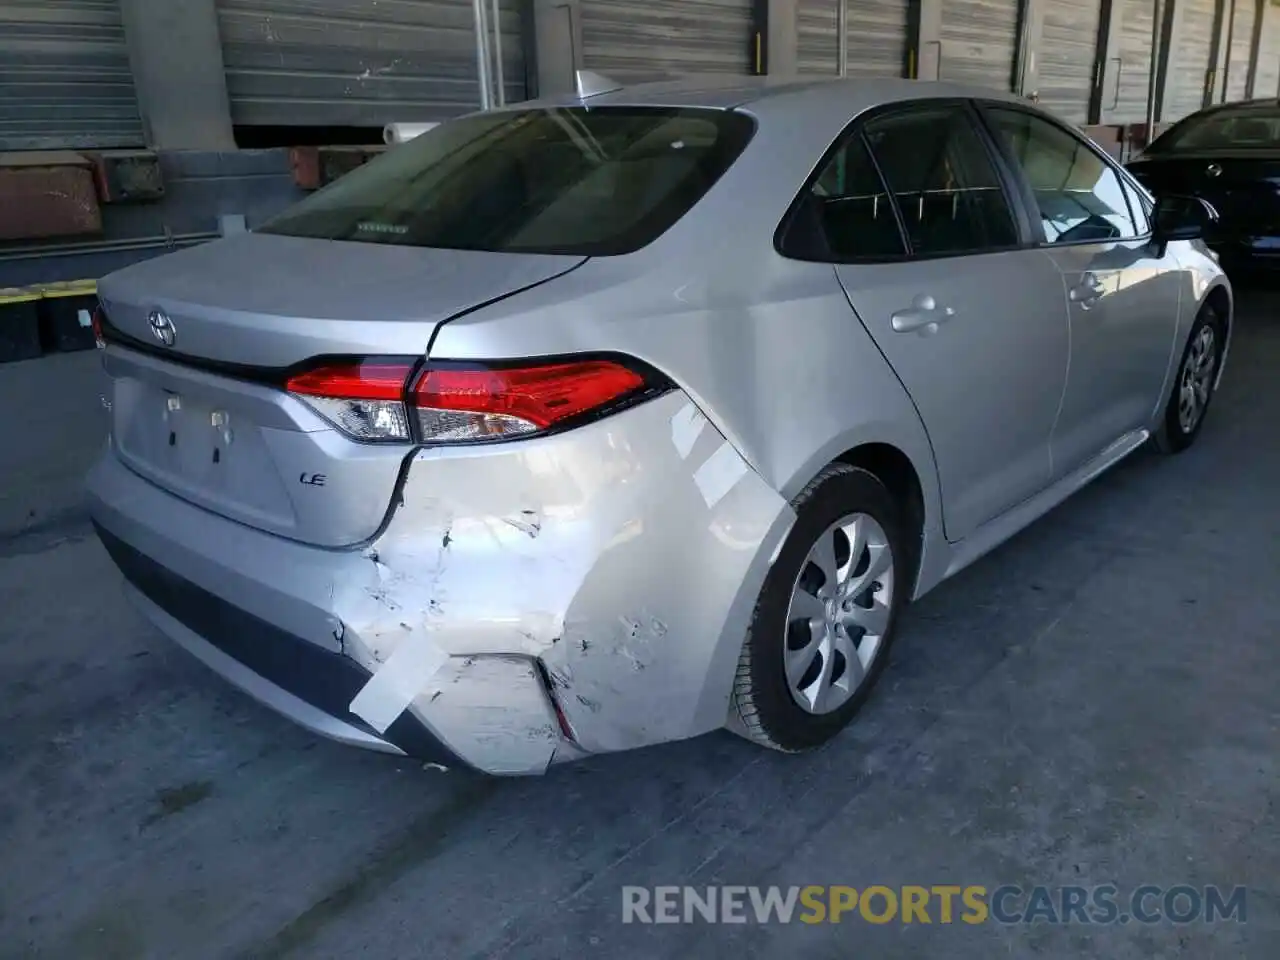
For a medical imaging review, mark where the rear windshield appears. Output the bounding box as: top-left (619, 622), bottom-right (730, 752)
top-left (258, 106), bottom-right (755, 256)
top-left (1150, 108), bottom-right (1280, 152)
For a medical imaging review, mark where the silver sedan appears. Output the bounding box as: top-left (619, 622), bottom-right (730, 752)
top-left (87, 75), bottom-right (1231, 774)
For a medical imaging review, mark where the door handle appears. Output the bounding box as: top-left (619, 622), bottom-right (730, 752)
top-left (890, 295), bottom-right (956, 335)
top-left (1068, 274), bottom-right (1105, 308)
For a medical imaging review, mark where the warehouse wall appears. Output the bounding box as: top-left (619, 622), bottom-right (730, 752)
top-left (7, 0), bottom-right (1280, 152)
top-left (5, 0), bottom-right (1280, 289)
top-left (217, 0), bottom-right (526, 127)
top-left (0, 0), bottom-right (144, 151)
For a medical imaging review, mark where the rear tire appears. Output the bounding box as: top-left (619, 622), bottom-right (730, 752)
top-left (732, 464), bottom-right (908, 752)
top-left (1153, 304), bottom-right (1226, 454)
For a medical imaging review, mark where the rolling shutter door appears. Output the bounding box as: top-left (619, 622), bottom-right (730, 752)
top-left (1040, 0), bottom-right (1103, 123)
top-left (1255, 2), bottom-right (1280, 98)
top-left (1164, 0), bottom-right (1215, 121)
top-left (1111, 0), bottom-right (1156, 123)
top-left (1225, 0), bottom-right (1258, 101)
top-left (217, 0), bottom-right (526, 128)
top-left (0, 0), bottom-right (143, 151)
top-left (797, 0), bottom-right (841, 75)
top-left (939, 0), bottom-right (1021, 91)
top-left (797, 0), bottom-right (908, 78)
top-left (579, 0), bottom-right (753, 83)
top-left (847, 0), bottom-right (909, 77)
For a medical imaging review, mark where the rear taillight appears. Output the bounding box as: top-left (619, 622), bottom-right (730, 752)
top-left (91, 305), bottom-right (106, 349)
top-left (286, 359), bottom-right (416, 442)
top-left (286, 356), bottom-right (666, 444)
top-left (412, 361), bottom-right (646, 442)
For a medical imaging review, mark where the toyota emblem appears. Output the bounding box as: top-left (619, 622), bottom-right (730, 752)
top-left (148, 309), bottom-right (176, 347)
top-left (1206, 163), bottom-right (1222, 178)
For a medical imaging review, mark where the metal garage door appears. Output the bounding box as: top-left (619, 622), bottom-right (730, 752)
top-left (1109, 0), bottom-right (1156, 123)
top-left (0, 0), bottom-right (143, 150)
top-left (797, 0), bottom-right (841, 75)
top-left (1255, 1), bottom-right (1280, 97)
top-left (1225, 0), bottom-right (1258, 101)
top-left (217, 0), bottom-right (525, 127)
top-left (1164, 0), bottom-right (1216, 121)
top-left (1039, 0), bottom-right (1103, 123)
top-left (579, 0), bottom-right (753, 83)
top-left (939, 0), bottom-right (1021, 91)
top-left (796, 0), bottom-right (908, 78)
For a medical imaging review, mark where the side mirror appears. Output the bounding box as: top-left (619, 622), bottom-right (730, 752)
top-left (1153, 195), bottom-right (1219, 243)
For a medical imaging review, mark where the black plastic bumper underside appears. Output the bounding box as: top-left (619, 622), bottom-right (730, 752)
top-left (94, 522), bottom-right (459, 765)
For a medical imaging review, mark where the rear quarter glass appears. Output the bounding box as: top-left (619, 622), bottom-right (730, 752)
top-left (258, 107), bottom-right (757, 256)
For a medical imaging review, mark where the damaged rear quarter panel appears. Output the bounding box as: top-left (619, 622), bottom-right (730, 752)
top-left (334, 390), bottom-right (793, 759)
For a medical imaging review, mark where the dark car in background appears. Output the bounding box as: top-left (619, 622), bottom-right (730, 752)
top-left (1128, 99), bottom-right (1280, 275)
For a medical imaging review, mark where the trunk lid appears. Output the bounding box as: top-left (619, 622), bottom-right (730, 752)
top-left (1129, 153), bottom-right (1280, 236)
top-left (97, 232), bottom-right (586, 367)
top-left (98, 232), bottom-right (585, 547)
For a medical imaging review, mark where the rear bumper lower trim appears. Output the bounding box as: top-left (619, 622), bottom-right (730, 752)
top-left (94, 521), bottom-right (462, 767)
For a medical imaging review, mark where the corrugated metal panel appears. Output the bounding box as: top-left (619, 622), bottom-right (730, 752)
top-left (217, 0), bottom-right (525, 127)
top-left (797, 0), bottom-right (840, 76)
top-left (847, 0), bottom-right (908, 77)
top-left (939, 0), bottom-right (1021, 91)
top-left (1255, 2), bottom-right (1280, 97)
top-left (1040, 0), bottom-right (1103, 123)
top-left (1164, 0), bottom-right (1216, 120)
top-left (797, 0), bottom-right (908, 78)
top-left (1112, 0), bottom-right (1155, 123)
top-left (0, 0), bottom-right (143, 151)
top-left (1225, 0), bottom-right (1258, 101)
top-left (579, 0), bottom-right (752, 83)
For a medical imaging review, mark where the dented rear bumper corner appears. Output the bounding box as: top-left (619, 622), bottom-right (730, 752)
top-left (88, 389), bottom-right (794, 774)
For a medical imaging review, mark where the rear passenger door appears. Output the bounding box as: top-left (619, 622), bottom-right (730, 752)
top-left (820, 102), bottom-right (1070, 542)
top-left (980, 105), bottom-right (1178, 477)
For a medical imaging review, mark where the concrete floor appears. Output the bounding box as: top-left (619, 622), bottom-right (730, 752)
top-left (1, 289), bottom-right (1277, 960)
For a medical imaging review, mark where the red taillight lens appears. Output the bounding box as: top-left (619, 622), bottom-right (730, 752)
top-left (286, 361), bottom-right (413, 401)
top-left (285, 360), bottom-right (416, 442)
top-left (411, 360), bottom-right (647, 442)
top-left (286, 356), bottom-right (661, 444)
top-left (91, 305), bottom-right (106, 349)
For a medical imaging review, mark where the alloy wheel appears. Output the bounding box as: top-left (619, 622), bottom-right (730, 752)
top-left (784, 513), bottom-right (895, 715)
top-left (1178, 325), bottom-right (1218, 435)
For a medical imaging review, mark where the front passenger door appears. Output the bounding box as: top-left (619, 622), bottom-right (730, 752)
top-left (823, 103), bottom-right (1070, 542)
top-left (982, 106), bottom-right (1179, 477)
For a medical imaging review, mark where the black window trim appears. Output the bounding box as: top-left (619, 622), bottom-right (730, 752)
top-left (774, 97), bottom-right (1041, 266)
top-left (972, 99), bottom-right (1156, 247)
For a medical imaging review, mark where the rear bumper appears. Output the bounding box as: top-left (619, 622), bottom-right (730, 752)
top-left (88, 389), bottom-right (793, 774)
top-left (95, 522), bottom-right (456, 763)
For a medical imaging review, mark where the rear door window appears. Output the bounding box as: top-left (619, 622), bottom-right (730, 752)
top-left (258, 107), bottom-right (755, 256)
top-left (862, 106), bottom-right (1020, 257)
top-left (785, 134), bottom-right (907, 259)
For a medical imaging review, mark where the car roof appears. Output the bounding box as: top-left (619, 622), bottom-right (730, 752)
top-left (1173, 97), bottom-right (1280, 121)
top-left (522, 74), bottom-right (1027, 120)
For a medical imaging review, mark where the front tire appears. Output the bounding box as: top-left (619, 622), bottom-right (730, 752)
top-left (1153, 304), bottom-right (1226, 454)
top-left (732, 464), bottom-right (908, 752)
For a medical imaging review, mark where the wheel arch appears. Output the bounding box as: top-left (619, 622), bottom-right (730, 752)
top-left (831, 443), bottom-right (927, 595)
top-left (1200, 279), bottom-right (1233, 390)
